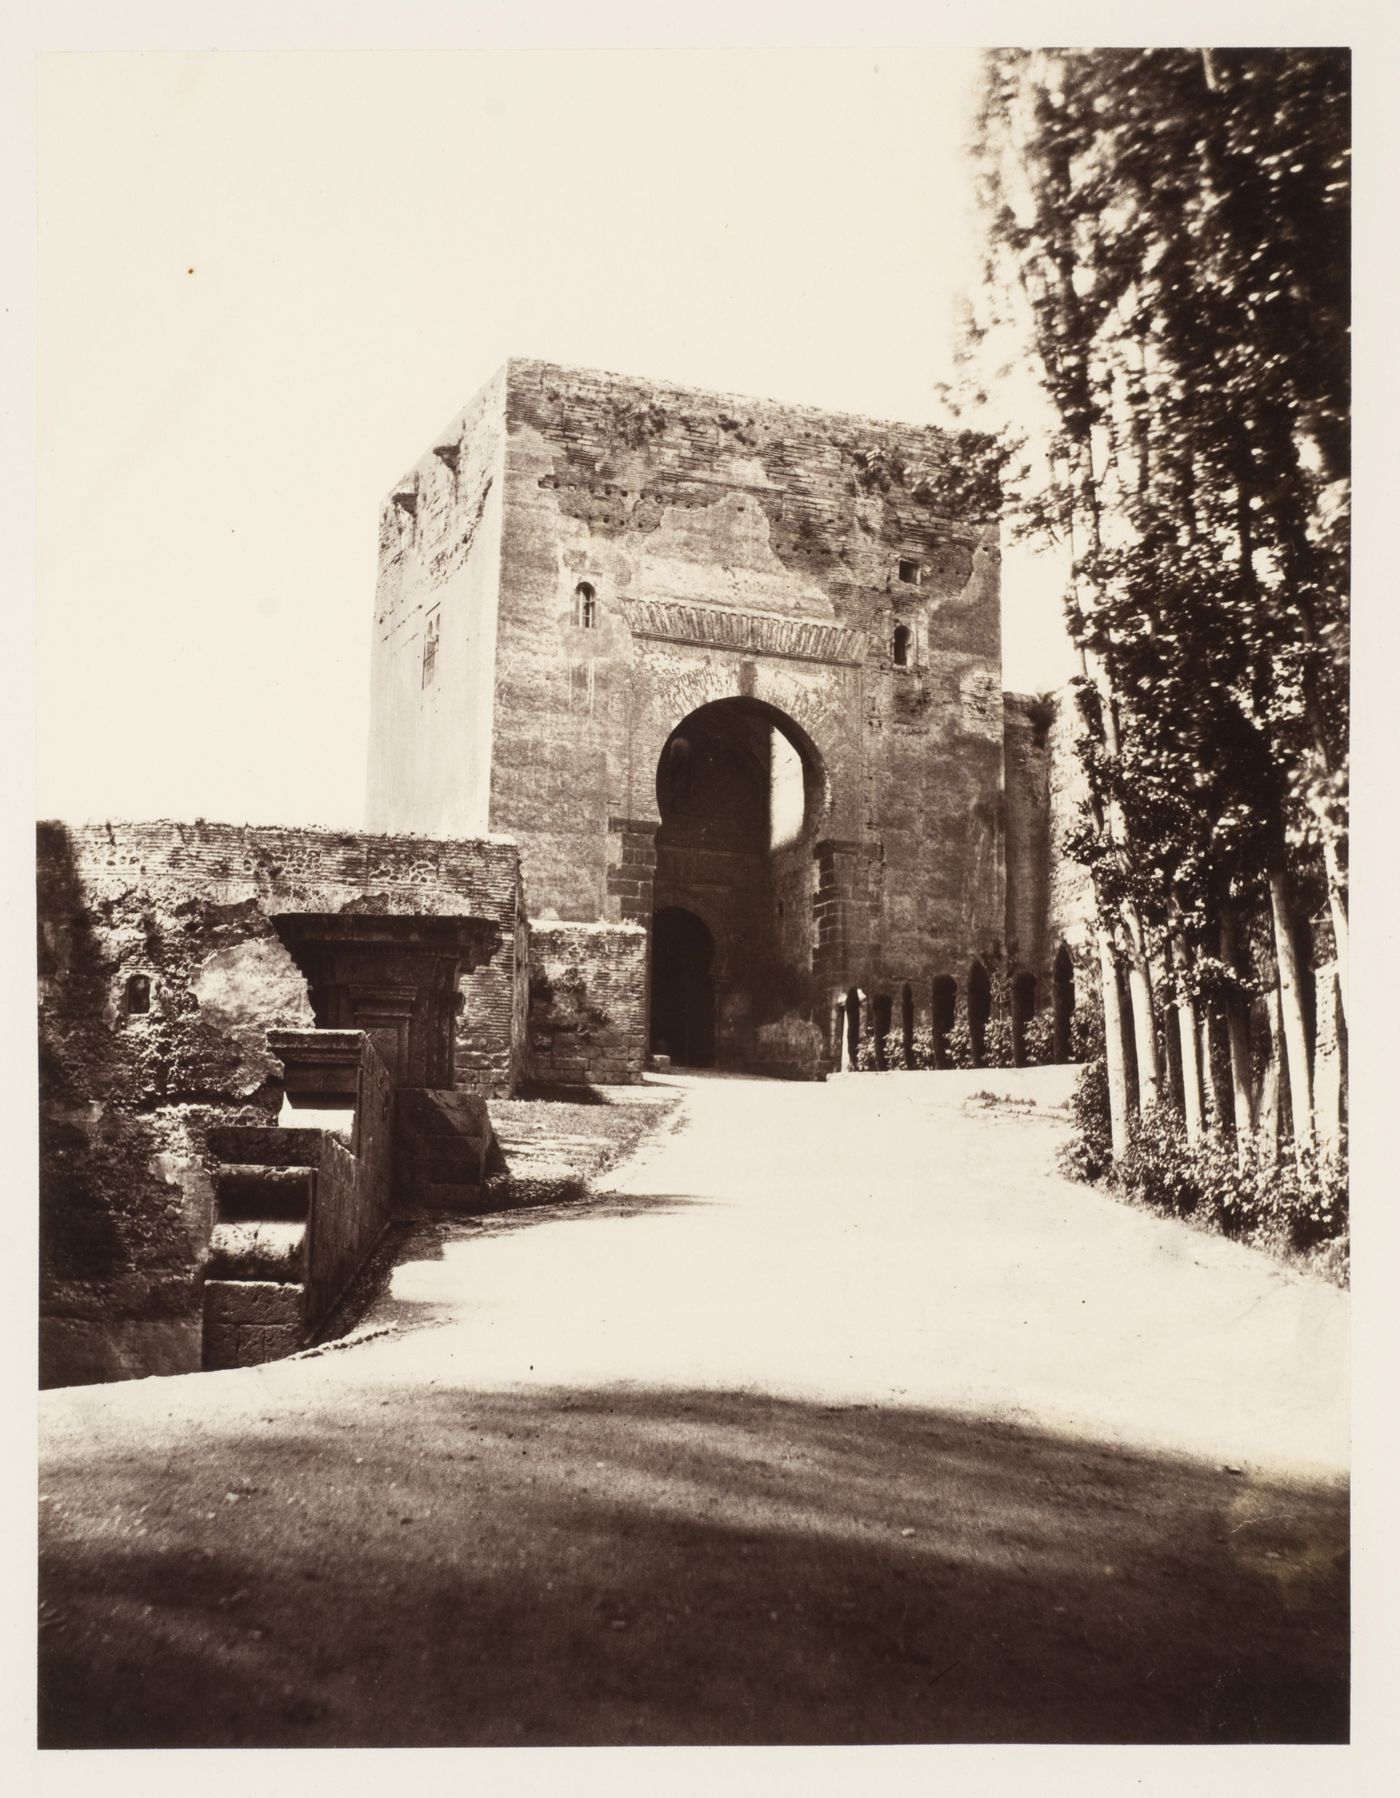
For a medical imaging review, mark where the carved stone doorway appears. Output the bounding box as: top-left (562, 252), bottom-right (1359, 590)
top-left (273, 915), bottom-right (492, 1089)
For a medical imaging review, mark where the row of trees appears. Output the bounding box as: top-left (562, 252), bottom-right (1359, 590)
top-left (970, 48), bottom-right (1349, 1171)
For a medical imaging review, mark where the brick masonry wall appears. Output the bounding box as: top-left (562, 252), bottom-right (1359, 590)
top-left (37, 819), bottom-right (525, 1386)
top-left (524, 922), bottom-right (648, 1087)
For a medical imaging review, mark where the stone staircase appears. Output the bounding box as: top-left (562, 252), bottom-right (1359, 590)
top-left (202, 1126), bottom-right (321, 1368)
top-left (200, 1029), bottom-right (394, 1370)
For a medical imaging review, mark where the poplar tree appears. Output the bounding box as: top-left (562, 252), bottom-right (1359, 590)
top-left (971, 47), bottom-right (1349, 1163)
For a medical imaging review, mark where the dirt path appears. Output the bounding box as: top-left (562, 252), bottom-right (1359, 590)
top-left (39, 1070), bottom-right (1349, 1746)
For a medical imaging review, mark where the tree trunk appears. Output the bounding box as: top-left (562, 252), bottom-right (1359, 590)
top-left (1311, 961), bottom-right (1346, 1161)
top-left (1097, 927), bottom-right (1132, 1161)
top-left (1171, 937), bottom-right (1205, 1143)
top-left (1319, 831), bottom-right (1349, 1026)
top-left (1219, 900), bottom-right (1257, 1166)
top-left (1257, 987), bottom-right (1282, 1167)
top-left (1203, 1005), bottom-right (1235, 1138)
top-left (1268, 865), bottom-right (1315, 1161)
top-left (1123, 914), bottom-right (1163, 1112)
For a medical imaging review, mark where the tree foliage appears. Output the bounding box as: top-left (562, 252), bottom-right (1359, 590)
top-left (970, 48), bottom-right (1349, 1170)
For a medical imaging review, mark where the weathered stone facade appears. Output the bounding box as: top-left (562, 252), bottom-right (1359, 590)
top-left (368, 359), bottom-right (1075, 1077)
top-left (37, 820), bottom-right (524, 1386)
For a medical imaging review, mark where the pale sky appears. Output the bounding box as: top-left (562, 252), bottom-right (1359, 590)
top-left (36, 47), bottom-right (1074, 828)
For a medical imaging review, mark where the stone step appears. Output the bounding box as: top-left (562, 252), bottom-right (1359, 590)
top-left (208, 1219), bottom-right (306, 1283)
top-left (207, 1125), bottom-right (326, 1167)
top-left (203, 1278), bottom-right (306, 1369)
top-left (214, 1164), bottom-right (316, 1222)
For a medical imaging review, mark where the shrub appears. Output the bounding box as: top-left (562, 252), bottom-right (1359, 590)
top-left (943, 1019), bottom-right (975, 1070)
top-left (1059, 1053), bottom-right (1112, 1183)
top-left (1066, 1096), bottom-right (1348, 1280)
top-left (1071, 1005), bottom-right (1104, 1062)
top-left (1114, 1107), bottom-right (1207, 1217)
top-left (1021, 1012), bottom-right (1056, 1067)
top-left (980, 1017), bottom-right (1016, 1069)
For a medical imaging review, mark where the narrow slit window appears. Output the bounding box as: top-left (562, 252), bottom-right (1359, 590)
top-left (421, 610), bottom-right (440, 687)
top-left (575, 581), bottom-right (597, 629)
top-left (126, 974), bottom-right (150, 1015)
top-left (893, 623), bottom-right (911, 667)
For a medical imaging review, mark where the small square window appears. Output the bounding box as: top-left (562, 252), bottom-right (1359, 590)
top-left (898, 558), bottom-right (920, 584)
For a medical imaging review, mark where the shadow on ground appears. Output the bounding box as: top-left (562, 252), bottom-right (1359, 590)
top-left (39, 1385), bottom-right (1347, 1748)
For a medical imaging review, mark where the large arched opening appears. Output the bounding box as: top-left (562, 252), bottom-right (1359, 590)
top-left (651, 696), bottom-right (826, 1071)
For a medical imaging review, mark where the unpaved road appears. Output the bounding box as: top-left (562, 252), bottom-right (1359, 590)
top-left (39, 1070), bottom-right (1349, 1746)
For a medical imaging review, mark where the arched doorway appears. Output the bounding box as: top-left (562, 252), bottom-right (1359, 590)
top-left (650, 907), bottom-right (716, 1067)
top-left (931, 975), bottom-right (957, 1070)
top-left (653, 697), bottom-right (825, 1071)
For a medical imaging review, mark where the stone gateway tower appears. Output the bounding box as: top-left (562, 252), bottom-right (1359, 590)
top-left (367, 359), bottom-right (1061, 1083)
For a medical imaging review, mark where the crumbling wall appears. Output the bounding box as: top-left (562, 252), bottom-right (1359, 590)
top-left (524, 922), bottom-right (647, 1088)
top-left (37, 820), bottom-right (525, 1386)
top-left (303, 1036), bottom-right (395, 1328)
top-left (38, 828), bottom-right (311, 1386)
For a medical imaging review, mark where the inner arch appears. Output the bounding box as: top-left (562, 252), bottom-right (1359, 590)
top-left (651, 697), bottom-right (825, 1072)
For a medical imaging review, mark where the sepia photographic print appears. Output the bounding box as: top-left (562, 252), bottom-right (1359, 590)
top-left (22, 6), bottom-right (1383, 1786)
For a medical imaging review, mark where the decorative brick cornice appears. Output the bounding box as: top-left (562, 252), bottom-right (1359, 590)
top-left (620, 598), bottom-right (868, 666)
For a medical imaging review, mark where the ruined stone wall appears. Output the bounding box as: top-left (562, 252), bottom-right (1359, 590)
top-left (366, 367), bottom-right (507, 838)
top-left (524, 922), bottom-right (648, 1087)
top-left (303, 1037), bottom-right (395, 1330)
top-left (37, 820), bottom-right (525, 1386)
